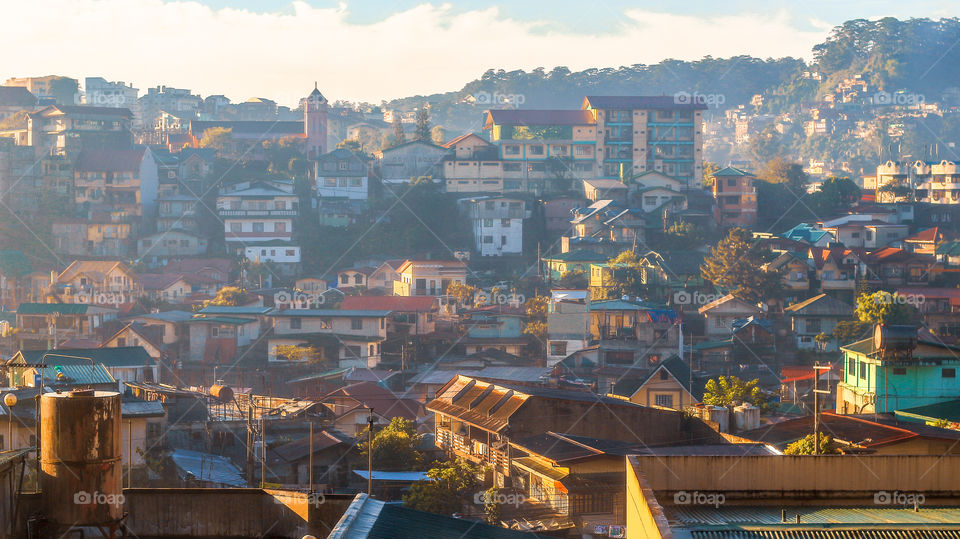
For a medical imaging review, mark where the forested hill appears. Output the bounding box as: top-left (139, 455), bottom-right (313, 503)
top-left (380, 17), bottom-right (960, 133)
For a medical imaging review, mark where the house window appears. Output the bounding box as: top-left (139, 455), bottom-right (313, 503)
top-left (351, 319), bottom-right (363, 330)
top-left (285, 249), bottom-right (296, 256)
top-left (859, 362), bottom-right (868, 381)
top-left (290, 318), bottom-right (302, 329)
top-left (117, 338), bottom-right (126, 347)
top-left (252, 222), bottom-right (264, 233)
top-left (727, 178), bottom-right (737, 187)
top-left (345, 345), bottom-right (361, 359)
top-left (655, 394), bottom-right (674, 408)
top-left (483, 235), bottom-right (493, 244)
top-left (806, 319), bottom-right (822, 333)
top-left (275, 222), bottom-right (286, 233)
top-left (549, 342), bottom-right (567, 356)
top-left (211, 327), bottom-right (219, 337)
top-left (528, 145), bottom-right (544, 156)
top-left (501, 219), bottom-right (510, 227)
top-left (504, 145), bottom-right (520, 156)
top-left (943, 368), bottom-right (956, 378)
top-left (230, 223), bottom-right (241, 233)
top-left (341, 274), bottom-right (349, 284)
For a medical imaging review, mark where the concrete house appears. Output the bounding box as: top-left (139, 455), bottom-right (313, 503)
top-left (698, 294), bottom-right (762, 338)
top-left (783, 293), bottom-right (854, 351)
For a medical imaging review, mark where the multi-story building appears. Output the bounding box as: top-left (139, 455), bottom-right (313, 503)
top-left (217, 180), bottom-right (298, 247)
top-left (25, 105), bottom-right (133, 156)
top-left (837, 325), bottom-right (960, 414)
top-left (53, 260), bottom-right (142, 303)
top-left (84, 78), bottom-right (141, 127)
top-left (872, 160), bottom-right (960, 204)
top-left (315, 148), bottom-right (370, 200)
top-left (583, 95), bottom-right (706, 187)
top-left (712, 166), bottom-right (757, 227)
top-left (138, 86), bottom-right (201, 130)
top-left (267, 308), bottom-right (389, 368)
top-left (374, 140), bottom-right (448, 184)
top-left (3, 75), bottom-right (76, 101)
top-left (392, 260), bottom-right (468, 296)
top-left (73, 147), bottom-right (159, 217)
top-left (483, 109), bottom-right (597, 194)
top-left (587, 298), bottom-right (681, 371)
top-left (156, 193), bottom-right (202, 234)
top-left (441, 133), bottom-right (501, 193)
top-left (461, 197), bottom-right (527, 256)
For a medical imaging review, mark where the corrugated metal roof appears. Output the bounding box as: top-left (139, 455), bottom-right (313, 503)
top-left (670, 505), bottom-right (960, 528)
top-left (170, 449), bottom-right (246, 487)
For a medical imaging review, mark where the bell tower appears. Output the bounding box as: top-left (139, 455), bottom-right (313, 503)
top-left (304, 82), bottom-right (327, 159)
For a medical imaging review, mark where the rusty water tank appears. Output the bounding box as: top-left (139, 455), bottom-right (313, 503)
top-left (210, 384), bottom-right (234, 403)
top-left (41, 389), bottom-right (123, 525)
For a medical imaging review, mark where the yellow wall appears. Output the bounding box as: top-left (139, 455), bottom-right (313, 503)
top-left (625, 456), bottom-right (671, 539)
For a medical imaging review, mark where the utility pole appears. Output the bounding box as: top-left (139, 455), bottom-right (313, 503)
top-left (812, 362), bottom-right (831, 455)
top-left (260, 416), bottom-right (266, 488)
top-left (246, 403), bottom-right (253, 485)
top-left (367, 409), bottom-right (375, 497)
top-left (308, 421), bottom-right (314, 493)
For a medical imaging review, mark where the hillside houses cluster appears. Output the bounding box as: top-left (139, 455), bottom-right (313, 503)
top-left (2, 80), bottom-right (960, 538)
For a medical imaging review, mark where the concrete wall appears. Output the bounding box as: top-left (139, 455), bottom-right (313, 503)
top-left (631, 455), bottom-right (960, 499)
top-left (124, 488), bottom-right (354, 538)
top-left (625, 456), bottom-right (672, 539)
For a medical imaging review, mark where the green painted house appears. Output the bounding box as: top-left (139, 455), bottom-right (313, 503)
top-left (836, 326), bottom-right (960, 414)
top-left (542, 249), bottom-right (607, 280)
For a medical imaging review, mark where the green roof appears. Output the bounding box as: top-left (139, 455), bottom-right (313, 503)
top-left (197, 305), bottom-right (272, 315)
top-left (713, 166), bottom-right (753, 177)
top-left (895, 399), bottom-right (960, 423)
top-left (18, 303), bottom-right (91, 315)
top-left (15, 347), bottom-right (155, 367)
top-left (935, 241), bottom-right (960, 256)
top-left (542, 249), bottom-right (608, 263)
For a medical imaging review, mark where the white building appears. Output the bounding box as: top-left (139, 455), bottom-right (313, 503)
top-left (315, 148), bottom-right (370, 200)
top-left (461, 197), bottom-right (527, 256)
top-left (217, 180), bottom-right (298, 246)
top-left (84, 77), bottom-right (141, 128)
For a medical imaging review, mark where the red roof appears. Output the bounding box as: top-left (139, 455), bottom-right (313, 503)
top-left (342, 296), bottom-right (437, 311)
top-left (74, 148), bottom-right (147, 172)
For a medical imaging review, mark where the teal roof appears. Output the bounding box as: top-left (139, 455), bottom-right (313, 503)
top-left (18, 303), bottom-right (91, 315)
top-left (713, 166), bottom-right (753, 177)
top-left (895, 399), bottom-right (960, 423)
top-left (38, 363), bottom-right (114, 385)
top-left (15, 347), bottom-right (155, 367)
top-left (590, 299), bottom-right (666, 311)
top-left (783, 223), bottom-right (831, 244)
top-left (188, 316), bottom-right (257, 325)
top-left (935, 241), bottom-right (960, 256)
top-left (542, 249), bottom-right (607, 263)
top-left (197, 305), bottom-right (272, 315)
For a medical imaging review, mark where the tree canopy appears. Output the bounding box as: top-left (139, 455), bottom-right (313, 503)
top-left (403, 458), bottom-right (480, 515)
top-left (358, 417), bottom-right (425, 471)
top-left (854, 291), bottom-right (920, 325)
top-left (701, 227), bottom-right (781, 303)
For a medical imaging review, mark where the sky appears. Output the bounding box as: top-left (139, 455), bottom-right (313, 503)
top-left (0, 0), bottom-right (956, 105)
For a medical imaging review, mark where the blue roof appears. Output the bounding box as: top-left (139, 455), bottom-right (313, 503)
top-left (352, 470), bottom-right (431, 482)
top-left (197, 305), bottom-right (272, 315)
top-left (783, 223), bottom-right (831, 244)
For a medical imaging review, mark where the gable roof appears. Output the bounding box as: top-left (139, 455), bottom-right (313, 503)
top-left (698, 294), bottom-right (760, 315)
top-left (271, 430), bottom-right (352, 462)
top-left (441, 132), bottom-right (488, 148)
top-left (511, 431), bottom-right (644, 463)
top-left (322, 382), bottom-right (422, 422)
top-left (712, 166), bottom-right (753, 177)
top-left (633, 356), bottom-right (704, 401)
top-left (17, 303), bottom-right (117, 315)
top-left (58, 260), bottom-right (135, 283)
top-left (784, 293), bottom-right (855, 317)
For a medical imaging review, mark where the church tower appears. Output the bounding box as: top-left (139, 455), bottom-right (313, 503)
top-left (304, 82), bottom-right (328, 159)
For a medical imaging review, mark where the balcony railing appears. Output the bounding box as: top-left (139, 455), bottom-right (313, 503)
top-left (218, 209), bottom-right (297, 217)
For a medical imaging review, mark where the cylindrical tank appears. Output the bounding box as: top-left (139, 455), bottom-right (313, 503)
top-left (733, 403), bottom-right (761, 431)
top-left (210, 384), bottom-right (234, 403)
top-left (707, 405), bottom-right (729, 433)
top-left (41, 390), bottom-right (123, 525)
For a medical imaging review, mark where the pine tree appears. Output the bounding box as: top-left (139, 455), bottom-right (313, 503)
top-left (701, 227), bottom-right (782, 303)
top-left (392, 117), bottom-right (405, 147)
top-left (414, 107), bottom-right (431, 141)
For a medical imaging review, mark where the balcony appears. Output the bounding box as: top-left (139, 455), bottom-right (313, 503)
top-left (218, 209), bottom-right (298, 217)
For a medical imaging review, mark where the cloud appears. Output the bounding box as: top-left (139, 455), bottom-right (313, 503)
top-left (0, 0), bottom-right (829, 104)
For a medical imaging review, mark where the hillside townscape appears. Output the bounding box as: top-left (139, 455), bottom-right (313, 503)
top-left (1, 9), bottom-right (960, 539)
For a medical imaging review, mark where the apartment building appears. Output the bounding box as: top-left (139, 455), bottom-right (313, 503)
top-left (583, 95), bottom-right (706, 187)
